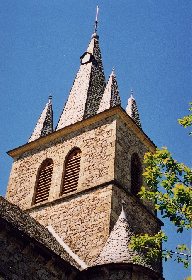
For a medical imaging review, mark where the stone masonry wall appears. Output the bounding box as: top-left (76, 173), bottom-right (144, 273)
top-left (110, 185), bottom-right (162, 273)
top-left (115, 117), bottom-right (154, 212)
top-left (29, 185), bottom-right (113, 266)
top-left (6, 112), bottom-right (160, 273)
top-left (0, 223), bottom-right (77, 279)
top-left (115, 117), bottom-right (147, 190)
top-left (79, 265), bottom-right (162, 280)
top-left (29, 183), bottom-right (161, 270)
top-left (111, 185), bottom-right (161, 235)
top-left (6, 116), bottom-right (116, 210)
top-left (79, 267), bottom-right (132, 279)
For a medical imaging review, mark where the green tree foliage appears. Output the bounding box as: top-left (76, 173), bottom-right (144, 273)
top-left (129, 103), bottom-right (192, 268)
top-left (178, 102), bottom-right (192, 134)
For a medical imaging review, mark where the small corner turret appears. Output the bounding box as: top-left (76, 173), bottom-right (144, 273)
top-left (28, 95), bottom-right (53, 143)
top-left (97, 68), bottom-right (121, 113)
top-left (95, 201), bottom-right (136, 266)
top-left (126, 90), bottom-right (142, 128)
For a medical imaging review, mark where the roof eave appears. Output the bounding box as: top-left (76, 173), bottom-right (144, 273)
top-left (7, 106), bottom-right (156, 158)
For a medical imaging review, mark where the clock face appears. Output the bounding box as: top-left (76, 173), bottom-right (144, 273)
top-left (80, 52), bottom-right (93, 65)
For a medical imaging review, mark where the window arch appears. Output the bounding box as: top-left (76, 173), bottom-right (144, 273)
top-left (61, 148), bottom-right (81, 195)
top-left (131, 153), bottom-right (142, 196)
top-left (34, 158), bottom-right (53, 204)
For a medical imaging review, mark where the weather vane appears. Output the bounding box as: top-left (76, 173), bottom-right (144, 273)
top-left (94, 5), bottom-right (99, 33)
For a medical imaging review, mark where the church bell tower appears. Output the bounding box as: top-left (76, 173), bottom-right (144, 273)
top-left (6, 8), bottom-right (163, 279)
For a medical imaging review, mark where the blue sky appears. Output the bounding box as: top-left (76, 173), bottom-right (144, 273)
top-left (0, 1), bottom-right (191, 279)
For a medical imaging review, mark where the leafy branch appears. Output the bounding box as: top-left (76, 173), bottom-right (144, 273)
top-left (178, 102), bottom-right (192, 135)
top-left (129, 102), bottom-right (192, 268)
top-left (141, 148), bottom-right (192, 232)
top-left (129, 231), bottom-right (191, 268)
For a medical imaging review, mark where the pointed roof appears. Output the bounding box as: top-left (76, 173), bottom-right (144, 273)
top-left (95, 205), bottom-right (135, 265)
top-left (97, 69), bottom-right (121, 113)
top-left (56, 32), bottom-right (105, 130)
top-left (126, 91), bottom-right (142, 128)
top-left (28, 96), bottom-right (53, 142)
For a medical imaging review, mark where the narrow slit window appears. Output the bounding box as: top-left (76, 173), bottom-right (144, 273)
top-left (34, 158), bottom-right (53, 204)
top-left (131, 153), bottom-right (142, 196)
top-left (61, 148), bottom-right (81, 195)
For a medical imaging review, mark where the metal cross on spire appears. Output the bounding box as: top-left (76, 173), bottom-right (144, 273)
top-left (94, 5), bottom-right (99, 33)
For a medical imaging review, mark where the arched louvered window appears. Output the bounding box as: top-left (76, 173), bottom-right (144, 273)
top-left (61, 148), bottom-right (81, 195)
top-left (34, 158), bottom-right (53, 204)
top-left (131, 153), bottom-right (142, 196)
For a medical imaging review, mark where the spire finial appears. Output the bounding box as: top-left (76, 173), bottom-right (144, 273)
top-left (121, 199), bottom-right (126, 210)
top-left (94, 5), bottom-right (99, 33)
top-left (119, 199), bottom-right (127, 220)
top-left (130, 89), bottom-right (134, 98)
top-left (48, 94), bottom-right (53, 105)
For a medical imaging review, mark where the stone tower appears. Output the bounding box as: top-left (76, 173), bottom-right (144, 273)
top-left (6, 12), bottom-right (163, 280)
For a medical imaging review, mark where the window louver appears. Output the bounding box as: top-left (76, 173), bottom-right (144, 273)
top-left (131, 153), bottom-right (142, 196)
top-left (34, 159), bottom-right (53, 204)
top-left (61, 148), bottom-right (81, 195)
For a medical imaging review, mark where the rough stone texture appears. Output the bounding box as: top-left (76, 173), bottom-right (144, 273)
top-left (80, 267), bottom-right (132, 280)
top-left (4, 12), bottom-right (163, 277)
top-left (26, 182), bottom-right (161, 272)
top-left (115, 117), bottom-right (146, 188)
top-left (0, 196), bottom-right (80, 270)
top-left (7, 113), bottom-right (153, 212)
top-left (56, 33), bottom-right (105, 130)
top-left (0, 192), bottom-right (162, 280)
top-left (7, 116), bottom-right (116, 210)
top-left (110, 186), bottom-right (161, 237)
top-left (0, 229), bottom-right (76, 280)
top-left (29, 185), bottom-right (112, 266)
top-left (115, 116), bottom-right (154, 212)
top-left (79, 264), bottom-right (163, 280)
top-left (110, 185), bottom-right (162, 272)
top-left (95, 205), bottom-right (157, 271)
top-left (98, 70), bottom-right (121, 114)
top-left (6, 111), bottom-right (162, 275)
top-left (96, 207), bottom-right (135, 265)
top-left (29, 97), bottom-right (53, 143)
top-left (0, 197), bottom-right (78, 279)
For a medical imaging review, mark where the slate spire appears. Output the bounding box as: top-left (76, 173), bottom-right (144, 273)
top-left (97, 69), bottom-right (121, 113)
top-left (56, 12), bottom-right (105, 130)
top-left (95, 203), bottom-right (135, 265)
top-left (28, 96), bottom-right (53, 142)
top-left (95, 203), bottom-right (156, 271)
top-left (126, 90), bottom-right (142, 128)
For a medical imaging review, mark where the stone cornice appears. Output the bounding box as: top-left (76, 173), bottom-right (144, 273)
top-left (7, 106), bottom-right (156, 158)
top-left (25, 180), bottom-right (163, 227)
